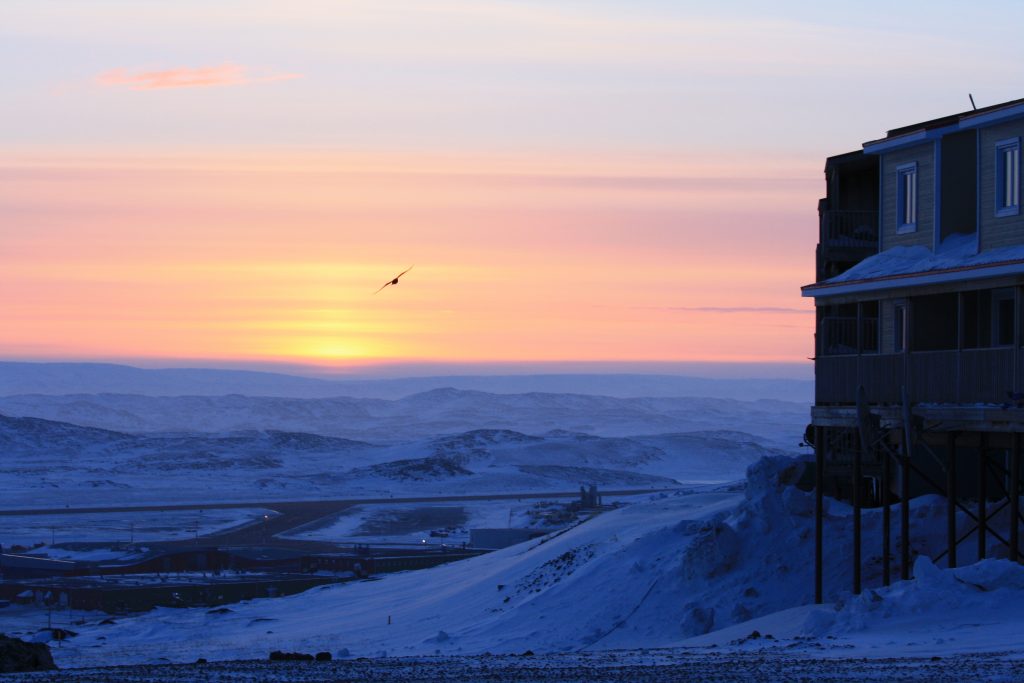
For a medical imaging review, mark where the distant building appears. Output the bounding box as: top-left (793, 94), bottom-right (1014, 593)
top-left (0, 553), bottom-right (78, 581)
top-left (469, 528), bottom-right (548, 550)
top-left (579, 484), bottom-right (601, 509)
top-left (803, 97), bottom-right (1024, 601)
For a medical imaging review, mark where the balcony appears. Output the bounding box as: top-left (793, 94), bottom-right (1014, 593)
top-left (815, 348), bottom-right (1018, 405)
top-left (820, 315), bottom-right (878, 356)
top-left (817, 209), bottom-right (879, 281)
top-left (820, 210), bottom-right (878, 249)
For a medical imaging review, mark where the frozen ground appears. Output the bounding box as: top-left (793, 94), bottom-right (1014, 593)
top-left (3, 651), bottom-right (1022, 682)
top-left (6, 457), bottom-right (1024, 673)
top-left (8, 377), bottom-right (1021, 679)
top-left (0, 508), bottom-right (275, 555)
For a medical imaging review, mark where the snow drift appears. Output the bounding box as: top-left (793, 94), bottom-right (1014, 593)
top-left (8, 454), bottom-right (1024, 668)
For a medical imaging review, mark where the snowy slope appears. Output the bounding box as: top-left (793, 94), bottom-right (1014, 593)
top-left (681, 556), bottom-right (1024, 658)
top-left (0, 488), bottom-right (744, 667)
top-left (10, 454), bottom-right (1024, 670)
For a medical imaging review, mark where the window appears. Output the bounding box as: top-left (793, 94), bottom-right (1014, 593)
top-left (894, 304), bottom-right (907, 352)
top-left (993, 288), bottom-right (1015, 347)
top-left (896, 163), bottom-right (917, 232)
top-left (860, 301), bottom-right (879, 354)
top-left (961, 288), bottom-right (1015, 348)
top-left (996, 138), bottom-right (1020, 217)
top-left (911, 293), bottom-right (957, 351)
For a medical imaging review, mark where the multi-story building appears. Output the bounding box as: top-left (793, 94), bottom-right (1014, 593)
top-left (803, 97), bottom-right (1024, 602)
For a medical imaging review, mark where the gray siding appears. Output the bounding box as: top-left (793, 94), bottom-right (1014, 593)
top-left (881, 143), bottom-right (934, 250)
top-left (980, 120), bottom-right (1024, 250)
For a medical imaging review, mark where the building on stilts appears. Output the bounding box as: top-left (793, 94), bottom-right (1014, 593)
top-left (803, 97), bottom-right (1024, 602)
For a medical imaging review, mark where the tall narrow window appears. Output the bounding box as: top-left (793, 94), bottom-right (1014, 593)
top-left (996, 138), bottom-right (1020, 217)
top-left (896, 163), bottom-right (918, 232)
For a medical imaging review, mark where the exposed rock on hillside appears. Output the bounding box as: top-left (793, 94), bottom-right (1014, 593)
top-left (0, 634), bottom-right (56, 673)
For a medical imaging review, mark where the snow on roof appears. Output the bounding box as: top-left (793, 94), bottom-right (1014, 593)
top-left (806, 233), bottom-right (1024, 295)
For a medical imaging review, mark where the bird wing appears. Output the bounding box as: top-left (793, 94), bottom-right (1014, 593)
top-left (373, 266), bottom-right (413, 294)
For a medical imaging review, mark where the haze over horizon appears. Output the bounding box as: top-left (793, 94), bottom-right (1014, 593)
top-left (0, 357), bottom-right (814, 380)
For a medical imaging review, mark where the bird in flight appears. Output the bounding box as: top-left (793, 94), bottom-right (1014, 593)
top-left (374, 266), bottom-right (414, 294)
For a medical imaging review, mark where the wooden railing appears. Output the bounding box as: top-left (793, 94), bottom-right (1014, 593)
top-left (816, 348), bottom-right (1017, 405)
top-left (820, 210), bottom-right (878, 248)
top-left (821, 316), bottom-right (879, 356)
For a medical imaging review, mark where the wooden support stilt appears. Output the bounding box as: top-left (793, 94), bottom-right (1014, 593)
top-left (979, 434), bottom-right (988, 561)
top-left (901, 446), bottom-right (911, 580)
top-left (947, 432), bottom-right (957, 569)
top-left (815, 426), bottom-right (824, 604)
top-left (1013, 433), bottom-right (1020, 564)
top-left (900, 386), bottom-right (912, 581)
top-left (853, 432), bottom-right (862, 596)
top-left (882, 443), bottom-right (891, 587)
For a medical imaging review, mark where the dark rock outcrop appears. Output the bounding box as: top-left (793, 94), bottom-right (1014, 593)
top-left (0, 634), bottom-right (57, 673)
top-left (269, 650), bottom-right (314, 661)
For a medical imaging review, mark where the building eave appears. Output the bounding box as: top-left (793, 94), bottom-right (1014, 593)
top-left (862, 124), bottom-right (957, 155)
top-left (801, 259), bottom-right (1024, 298)
top-left (959, 102), bottom-right (1024, 129)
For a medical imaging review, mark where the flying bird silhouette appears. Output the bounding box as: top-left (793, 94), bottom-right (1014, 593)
top-left (374, 266), bottom-right (413, 294)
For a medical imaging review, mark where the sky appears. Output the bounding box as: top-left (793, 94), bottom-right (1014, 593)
top-left (4, 1), bottom-right (1024, 376)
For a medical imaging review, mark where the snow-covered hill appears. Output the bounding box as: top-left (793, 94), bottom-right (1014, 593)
top-left (10, 455), bottom-right (1024, 670)
top-left (0, 389), bottom-right (807, 450)
top-left (0, 416), bottom-right (783, 508)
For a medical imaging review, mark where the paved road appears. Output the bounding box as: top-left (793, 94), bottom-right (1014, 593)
top-left (0, 489), bottom-right (674, 518)
top-left (0, 489), bottom-right (677, 550)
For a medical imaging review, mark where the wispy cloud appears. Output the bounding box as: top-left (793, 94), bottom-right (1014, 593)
top-left (669, 306), bottom-right (813, 314)
top-left (95, 64), bottom-right (301, 91)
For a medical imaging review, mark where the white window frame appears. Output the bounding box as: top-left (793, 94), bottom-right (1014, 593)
top-left (995, 137), bottom-right (1020, 218)
top-left (896, 162), bottom-right (918, 234)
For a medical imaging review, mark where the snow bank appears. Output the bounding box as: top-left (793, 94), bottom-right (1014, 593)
top-left (682, 555), bottom-right (1024, 658)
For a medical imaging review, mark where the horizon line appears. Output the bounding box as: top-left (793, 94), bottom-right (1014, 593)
top-left (0, 357), bottom-right (813, 381)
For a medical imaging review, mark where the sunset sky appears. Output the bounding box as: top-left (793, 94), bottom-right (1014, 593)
top-left (4, 1), bottom-right (1024, 375)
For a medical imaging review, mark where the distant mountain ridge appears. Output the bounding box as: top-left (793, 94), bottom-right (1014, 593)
top-left (0, 361), bottom-right (812, 402)
top-left (0, 389), bottom-right (808, 449)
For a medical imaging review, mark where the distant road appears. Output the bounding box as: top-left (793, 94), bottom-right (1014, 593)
top-left (0, 488), bottom-right (679, 549)
top-left (0, 489), bottom-right (676, 518)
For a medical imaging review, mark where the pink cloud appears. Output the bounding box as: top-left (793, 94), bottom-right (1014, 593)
top-left (95, 63), bottom-right (301, 90)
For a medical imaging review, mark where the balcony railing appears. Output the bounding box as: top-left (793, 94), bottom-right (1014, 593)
top-left (816, 348), bottom-right (1017, 405)
top-left (821, 316), bottom-right (879, 355)
top-left (820, 210), bottom-right (878, 249)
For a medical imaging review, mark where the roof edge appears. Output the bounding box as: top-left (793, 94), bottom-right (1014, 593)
top-left (802, 259), bottom-right (1024, 298)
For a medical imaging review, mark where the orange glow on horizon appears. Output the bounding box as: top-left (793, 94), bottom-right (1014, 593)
top-left (0, 150), bottom-right (818, 366)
